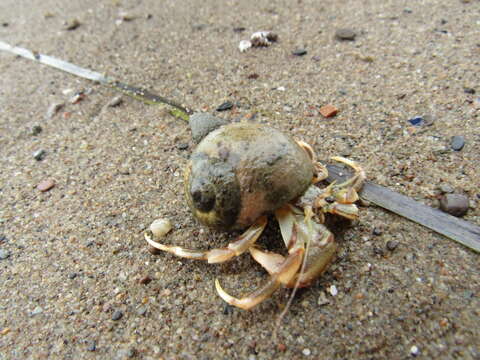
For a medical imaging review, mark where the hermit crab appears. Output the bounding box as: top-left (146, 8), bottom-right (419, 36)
top-left (145, 113), bottom-right (365, 310)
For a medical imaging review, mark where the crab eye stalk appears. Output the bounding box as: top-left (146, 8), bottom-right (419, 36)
top-left (191, 183), bottom-right (216, 212)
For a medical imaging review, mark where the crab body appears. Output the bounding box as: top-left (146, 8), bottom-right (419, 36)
top-left (145, 115), bottom-right (365, 310)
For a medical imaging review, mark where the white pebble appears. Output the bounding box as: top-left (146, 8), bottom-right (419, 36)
top-left (149, 218), bottom-right (172, 238)
top-left (239, 40), bottom-right (252, 52)
top-left (410, 345), bottom-right (419, 356)
top-left (329, 285), bottom-right (338, 296)
top-left (302, 348), bottom-right (311, 356)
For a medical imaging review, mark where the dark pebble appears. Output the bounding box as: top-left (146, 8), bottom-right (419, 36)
top-left (68, 272), bottom-right (77, 279)
top-left (386, 240), bottom-right (399, 251)
top-left (176, 143), bottom-right (189, 150)
top-left (112, 310), bottom-right (123, 321)
top-left (126, 348), bottom-right (137, 358)
top-left (31, 125), bottom-right (43, 135)
top-left (372, 227), bottom-right (383, 236)
top-left (139, 275), bottom-right (152, 285)
top-left (216, 101), bottom-right (234, 111)
top-left (464, 87), bottom-right (476, 94)
top-left (86, 341), bottom-right (96, 352)
top-left (2, 22), bottom-right (9, 27)
top-left (292, 49), bottom-right (307, 56)
top-left (223, 304), bottom-right (234, 315)
top-left (0, 235), bottom-right (7, 243)
top-left (408, 116), bottom-right (423, 126)
top-left (65, 19), bottom-right (81, 31)
top-left (450, 135), bottom-right (465, 151)
top-left (33, 149), bottom-right (46, 161)
top-left (0, 249), bottom-right (11, 260)
top-left (373, 247), bottom-right (384, 256)
top-left (403, 8), bottom-right (413, 13)
top-left (438, 183), bottom-right (454, 194)
top-left (439, 194), bottom-right (469, 217)
top-left (335, 28), bottom-right (356, 41)
top-left (233, 27), bottom-right (246, 33)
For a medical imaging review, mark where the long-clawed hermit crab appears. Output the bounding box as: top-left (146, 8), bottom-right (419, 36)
top-left (145, 113), bottom-right (365, 310)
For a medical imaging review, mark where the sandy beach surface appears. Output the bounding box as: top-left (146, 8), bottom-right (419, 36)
top-left (0, 0), bottom-right (479, 359)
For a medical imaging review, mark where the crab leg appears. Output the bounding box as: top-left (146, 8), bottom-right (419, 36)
top-left (274, 204), bottom-right (337, 287)
top-left (145, 216), bottom-right (267, 263)
top-left (215, 247), bottom-right (304, 310)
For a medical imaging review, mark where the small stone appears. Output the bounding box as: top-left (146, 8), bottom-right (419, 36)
top-left (329, 285), bottom-right (338, 296)
top-left (189, 113), bottom-right (229, 144)
top-left (108, 96), bottom-right (123, 107)
top-left (70, 92), bottom-right (85, 104)
top-left (251, 31), bottom-right (278, 46)
top-left (216, 101), bottom-right (234, 112)
top-left (317, 291), bottom-right (330, 306)
top-left (68, 272), bottom-right (78, 279)
top-left (410, 345), bottom-right (420, 356)
top-left (408, 116), bottom-right (423, 126)
top-left (149, 218), bottom-right (172, 238)
top-left (319, 104), bottom-right (338, 118)
top-left (176, 143), bottom-right (189, 150)
top-left (277, 343), bottom-right (287, 352)
top-left (335, 28), bottom-right (356, 41)
top-left (386, 240), bottom-right (399, 251)
top-left (119, 12), bottom-right (135, 21)
top-left (64, 19), bottom-right (81, 30)
top-left (439, 194), bottom-right (469, 217)
top-left (31, 125), bottom-right (43, 135)
top-left (292, 49), bottom-right (307, 56)
top-left (45, 102), bottom-right (64, 119)
top-left (86, 341), bottom-right (96, 352)
top-left (136, 306), bottom-right (148, 316)
top-left (302, 348), bottom-right (311, 356)
top-left (30, 306), bottom-right (43, 316)
top-left (450, 136), bottom-right (465, 151)
top-left (372, 227), bottom-right (383, 236)
top-left (438, 184), bottom-right (454, 194)
top-left (233, 27), bottom-right (246, 33)
top-left (0, 249), bottom-right (11, 260)
top-left (2, 22), bottom-right (9, 27)
top-left (139, 276), bottom-right (152, 285)
top-left (37, 179), bottom-right (55, 192)
top-left (112, 310), bottom-right (123, 321)
top-left (239, 40), bottom-right (252, 52)
top-left (464, 87), bottom-right (476, 94)
top-left (33, 149), bottom-right (46, 161)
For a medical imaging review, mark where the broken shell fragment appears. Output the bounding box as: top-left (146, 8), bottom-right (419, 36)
top-left (239, 31), bottom-right (278, 52)
top-left (149, 218), bottom-right (172, 238)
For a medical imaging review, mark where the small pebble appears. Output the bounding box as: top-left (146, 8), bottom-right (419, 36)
top-left (386, 240), bottom-right (399, 251)
top-left (70, 92), bottom-right (85, 104)
top-left (64, 19), bottom-right (81, 30)
top-left (176, 143), bottom-right (189, 150)
top-left (292, 49), bottom-right (307, 56)
top-left (139, 276), bottom-right (152, 285)
top-left (149, 218), bottom-right (172, 238)
top-left (277, 343), bottom-right (287, 352)
top-left (216, 101), bottom-right (234, 111)
top-left (450, 136), bottom-right (465, 151)
top-left (438, 184), bottom-right (454, 194)
top-left (239, 40), bottom-right (252, 52)
top-left (68, 272), bottom-right (77, 279)
top-left (31, 125), bottom-right (43, 135)
top-left (108, 96), bottom-right (123, 107)
top-left (319, 104), bottom-right (338, 118)
top-left (86, 341), bottom-right (96, 352)
top-left (30, 306), bottom-right (43, 316)
top-left (33, 149), bottom-right (46, 161)
top-left (45, 102), bottom-right (64, 119)
top-left (439, 194), bottom-right (469, 217)
top-left (329, 285), bottom-right (338, 296)
top-left (302, 348), bottom-right (311, 356)
top-left (410, 345), bottom-right (420, 356)
top-left (112, 310), bottom-right (123, 321)
top-left (335, 28), bottom-right (356, 41)
top-left (408, 116), bottom-right (423, 126)
top-left (136, 306), bottom-right (148, 316)
top-left (464, 87), bottom-right (475, 94)
top-left (233, 26), bottom-right (246, 33)
top-left (372, 227), bottom-right (383, 236)
top-left (317, 291), bottom-right (330, 306)
top-left (37, 179), bottom-right (55, 192)
top-left (0, 249), bottom-right (11, 260)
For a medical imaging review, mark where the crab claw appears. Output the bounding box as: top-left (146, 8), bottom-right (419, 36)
top-left (214, 248), bottom-right (304, 310)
